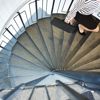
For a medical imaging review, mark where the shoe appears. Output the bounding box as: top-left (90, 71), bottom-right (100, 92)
top-left (78, 31), bottom-right (86, 35)
top-left (77, 27), bottom-right (86, 35)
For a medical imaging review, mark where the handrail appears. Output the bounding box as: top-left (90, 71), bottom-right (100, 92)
top-left (1, 83), bottom-right (24, 100)
top-left (0, 0), bottom-right (74, 50)
top-left (17, 12), bottom-right (26, 29)
top-left (56, 80), bottom-right (89, 100)
top-left (0, 0), bottom-right (34, 36)
top-left (35, 0), bottom-right (38, 21)
top-left (55, 70), bottom-right (100, 84)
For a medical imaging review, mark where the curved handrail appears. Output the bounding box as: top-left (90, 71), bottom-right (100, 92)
top-left (0, 0), bottom-right (74, 39)
top-left (0, 0), bottom-right (33, 36)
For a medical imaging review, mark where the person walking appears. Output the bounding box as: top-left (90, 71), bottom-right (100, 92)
top-left (65, 0), bottom-right (100, 35)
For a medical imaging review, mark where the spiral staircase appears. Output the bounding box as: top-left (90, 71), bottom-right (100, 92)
top-left (0, 0), bottom-right (100, 100)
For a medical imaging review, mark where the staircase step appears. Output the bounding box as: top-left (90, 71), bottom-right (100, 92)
top-left (66, 34), bottom-right (100, 68)
top-left (75, 58), bottom-right (100, 71)
top-left (0, 49), bottom-right (11, 56)
top-left (37, 75), bottom-right (56, 86)
top-left (57, 85), bottom-right (71, 100)
top-left (69, 45), bottom-right (100, 70)
top-left (65, 32), bottom-right (83, 58)
top-left (0, 63), bottom-right (8, 73)
top-left (92, 91), bottom-right (100, 100)
top-left (10, 64), bottom-right (46, 72)
top-left (9, 55), bottom-right (49, 71)
top-left (38, 18), bottom-right (56, 67)
top-left (26, 24), bottom-right (53, 68)
top-left (51, 14), bottom-right (65, 68)
top-left (68, 84), bottom-right (88, 94)
top-left (10, 53), bottom-right (49, 71)
top-left (12, 43), bottom-right (50, 69)
top-left (0, 77), bottom-right (11, 89)
top-left (51, 17), bottom-right (77, 33)
top-left (0, 69), bottom-right (8, 79)
top-left (0, 53), bottom-right (10, 59)
top-left (3, 84), bottom-right (24, 100)
top-left (54, 74), bottom-right (76, 84)
top-left (8, 73), bottom-right (49, 87)
top-left (61, 31), bottom-right (82, 68)
top-left (18, 32), bottom-right (50, 68)
top-left (9, 55), bottom-right (50, 86)
top-left (46, 85), bottom-right (57, 100)
top-left (0, 57), bottom-right (9, 63)
top-left (13, 88), bottom-right (32, 100)
top-left (57, 80), bottom-right (89, 100)
top-left (73, 32), bottom-right (100, 56)
top-left (9, 65), bottom-right (50, 77)
top-left (60, 31), bottom-right (76, 69)
top-left (82, 91), bottom-right (95, 100)
top-left (10, 66), bottom-right (42, 77)
top-left (0, 81), bottom-right (7, 89)
top-left (51, 14), bottom-right (65, 20)
top-left (3, 78), bottom-right (12, 88)
top-left (47, 85), bottom-right (70, 100)
top-left (88, 69), bottom-right (100, 72)
top-left (30, 87), bottom-right (48, 100)
top-left (52, 24), bottom-right (64, 68)
top-left (52, 14), bottom-right (75, 67)
top-left (63, 32), bottom-right (91, 69)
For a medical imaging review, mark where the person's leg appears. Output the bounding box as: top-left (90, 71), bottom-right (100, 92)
top-left (78, 24), bottom-right (84, 33)
top-left (79, 24), bottom-right (99, 33)
top-left (78, 24), bottom-right (99, 35)
top-left (78, 24), bottom-right (99, 33)
top-left (78, 24), bottom-right (87, 35)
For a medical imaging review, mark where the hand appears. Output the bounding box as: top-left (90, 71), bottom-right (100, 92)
top-left (64, 17), bottom-right (73, 24)
top-left (64, 18), bottom-right (70, 24)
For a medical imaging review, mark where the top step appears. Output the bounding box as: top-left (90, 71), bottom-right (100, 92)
top-left (51, 18), bottom-right (78, 33)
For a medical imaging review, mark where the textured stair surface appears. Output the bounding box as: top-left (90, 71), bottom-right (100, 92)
top-left (26, 24), bottom-right (53, 67)
top-left (37, 18), bottom-right (56, 68)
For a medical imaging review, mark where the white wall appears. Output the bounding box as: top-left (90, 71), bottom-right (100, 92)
top-left (0, 0), bottom-right (30, 35)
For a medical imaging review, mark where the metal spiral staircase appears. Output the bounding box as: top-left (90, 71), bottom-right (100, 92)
top-left (0, 0), bottom-right (100, 100)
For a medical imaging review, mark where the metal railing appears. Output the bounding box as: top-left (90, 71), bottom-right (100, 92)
top-left (0, 0), bottom-right (74, 50)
